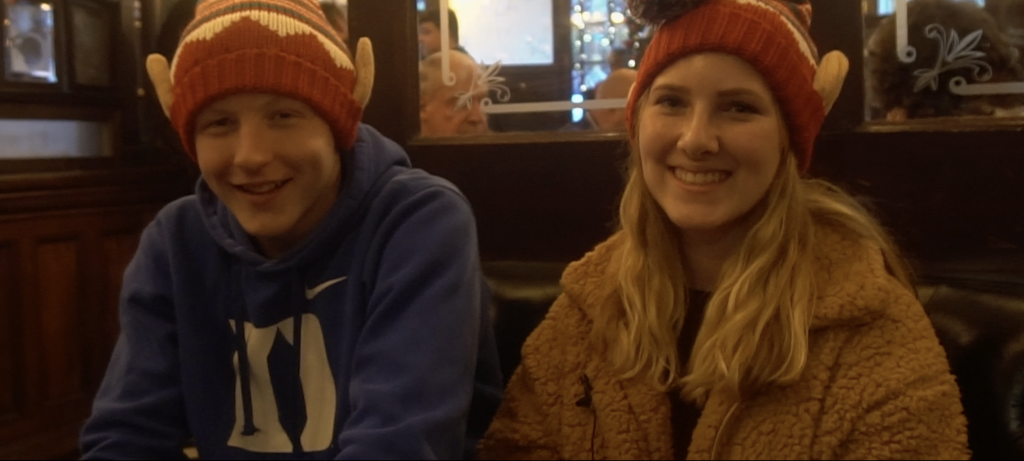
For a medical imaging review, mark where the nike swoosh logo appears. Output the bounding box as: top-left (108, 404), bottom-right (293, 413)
top-left (305, 276), bottom-right (348, 300)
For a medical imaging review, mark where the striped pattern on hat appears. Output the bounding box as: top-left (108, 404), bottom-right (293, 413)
top-left (626, 0), bottom-right (824, 171)
top-left (169, 0), bottom-right (361, 160)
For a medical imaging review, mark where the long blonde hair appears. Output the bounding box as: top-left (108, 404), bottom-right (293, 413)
top-left (593, 91), bottom-right (912, 405)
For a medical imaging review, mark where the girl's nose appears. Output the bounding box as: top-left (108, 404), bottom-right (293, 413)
top-left (677, 110), bottom-right (719, 160)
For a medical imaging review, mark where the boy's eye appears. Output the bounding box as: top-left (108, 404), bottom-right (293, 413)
top-left (200, 117), bottom-right (232, 131)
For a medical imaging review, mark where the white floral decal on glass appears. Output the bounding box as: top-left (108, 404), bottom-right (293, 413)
top-left (455, 60), bottom-right (512, 111)
top-left (894, 0), bottom-right (1024, 96)
top-left (912, 25), bottom-right (992, 92)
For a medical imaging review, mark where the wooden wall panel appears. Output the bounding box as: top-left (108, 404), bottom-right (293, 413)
top-left (36, 240), bottom-right (84, 406)
top-left (0, 242), bottom-right (16, 422)
top-left (0, 205), bottom-right (175, 460)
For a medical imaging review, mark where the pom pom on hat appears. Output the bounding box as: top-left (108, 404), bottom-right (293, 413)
top-left (146, 0), bottom-right (374, 161)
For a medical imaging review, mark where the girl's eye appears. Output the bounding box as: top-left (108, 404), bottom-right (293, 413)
top-left (273, 111), bottom-right (297, 120)
top-left (655, 95), bottom-right (684, 108)
top-left (728, 101), bottom-right (760, 114)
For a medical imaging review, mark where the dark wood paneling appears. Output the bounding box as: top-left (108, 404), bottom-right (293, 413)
top-left (408, 133), bottom-right (628, 261)
top-left (0, 166), bottom-right (193, 213)
top-left (812, 129), bottom-right (1024, 264)
top-left (0, 242), bottom-right (15, 422)
top-left (0, 205), bottom-right (172, 460)
top-left (0, 0), bottom-right (194, 457)
top-left (0, 422), bottom-right (86, 460)
top-left (36, 239), bottom-right (85, 405)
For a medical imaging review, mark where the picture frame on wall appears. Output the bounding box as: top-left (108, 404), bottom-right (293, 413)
top-left (3, 0), bottom-right (58, 84)
top-left (69, 0), bottom-right (115, 88)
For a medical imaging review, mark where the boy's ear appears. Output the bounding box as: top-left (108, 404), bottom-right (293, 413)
top-left (146, 54), bottom-right (174, 119)
top-left (814, 51), bottom-right (849, 115)
top-left (353, 37), bottom-right (375, 109)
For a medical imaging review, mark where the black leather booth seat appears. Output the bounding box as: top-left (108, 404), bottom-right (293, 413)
top-left (484, 259), bottom-right (1024, 459)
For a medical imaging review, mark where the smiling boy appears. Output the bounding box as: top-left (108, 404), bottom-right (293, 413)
top-left (79, 0), bottom-right (502, 459)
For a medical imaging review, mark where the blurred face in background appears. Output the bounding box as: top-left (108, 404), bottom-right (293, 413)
top-left (420, 54), bottom-right (489, 136)
top-left (591, 68), bottom-right (638, 131)
top-left (418, 21), bottom-right (442, 57)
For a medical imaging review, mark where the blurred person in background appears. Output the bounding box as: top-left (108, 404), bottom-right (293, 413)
top-left (420, 51), bottom-right (490, 136)
top-left (419, 8), bottom-right (472, 60)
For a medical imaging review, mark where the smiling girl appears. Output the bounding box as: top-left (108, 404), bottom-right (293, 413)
top-left (478, 0), bottom-right (970, 459)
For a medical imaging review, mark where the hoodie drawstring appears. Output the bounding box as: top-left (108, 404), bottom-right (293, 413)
top-left (233, 265), bottom-right (259, 436)
top-left (291, 270), bottom-right (305, 454)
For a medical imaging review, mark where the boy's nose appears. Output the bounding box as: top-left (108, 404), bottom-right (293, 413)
top-left (233, 121), bottom-right (273, 170)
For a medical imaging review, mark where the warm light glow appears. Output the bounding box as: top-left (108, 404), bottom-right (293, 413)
top-left (571, 13), bottom-right (585, 30)
top-left (40, 3), bottom-right (53, 11)
top-left (610, 12), bottom-right (625, 24)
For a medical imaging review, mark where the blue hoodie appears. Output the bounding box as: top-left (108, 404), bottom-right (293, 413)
top-left (81, 124), bottom-right (503, 459)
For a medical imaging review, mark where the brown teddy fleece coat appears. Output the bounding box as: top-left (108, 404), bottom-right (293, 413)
top-left (478, 228), bottom-right (970, 460)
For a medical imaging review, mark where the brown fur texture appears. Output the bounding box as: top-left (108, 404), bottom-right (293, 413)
top-left (478, 228), bottom-right (970, 460)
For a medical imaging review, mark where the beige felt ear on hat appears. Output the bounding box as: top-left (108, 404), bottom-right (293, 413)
top-left (146, 54), bottom-right (174, 119)
top-left (813, 50), bottom-right (849, 115)
top-left (352, 37), bottom-right (375, 108)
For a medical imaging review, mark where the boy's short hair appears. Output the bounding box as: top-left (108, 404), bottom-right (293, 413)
top-left (419, 8), bottom-right (460, 42)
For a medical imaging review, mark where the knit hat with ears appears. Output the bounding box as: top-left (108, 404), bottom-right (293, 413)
top-left (625, 0), bottom-right (849, 171)
top-left (144, 0), bottom-right (375, 161)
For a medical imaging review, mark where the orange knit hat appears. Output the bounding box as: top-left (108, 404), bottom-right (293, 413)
top-left (150, 0), bottom-right (372, 161)
top-left (626, 0), bottom-right (824, 171)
